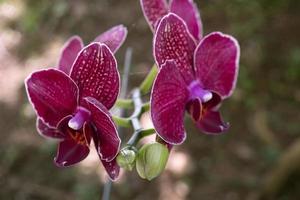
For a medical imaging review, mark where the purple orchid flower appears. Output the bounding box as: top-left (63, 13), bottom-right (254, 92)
top-left (140, 0), bottom-right (202, 41)
top-left (28, 25), bottom-right (126, 180)
top-left (25, 42), bottom-right (122, 180)
top-left (151, 13), bottom-right (240, 145)
top-left (58, 24), bottom-right (127, 75)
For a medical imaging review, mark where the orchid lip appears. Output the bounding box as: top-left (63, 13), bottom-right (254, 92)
top-left (68, 106), bottom-right (91, 130)
top-left (188, 80), bottom-right (212, 103)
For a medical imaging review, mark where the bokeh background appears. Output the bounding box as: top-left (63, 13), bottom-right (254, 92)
top-left (0, 0), bottom-right (299, 199)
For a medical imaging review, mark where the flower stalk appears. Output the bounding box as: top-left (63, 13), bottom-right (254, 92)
top-left (127, 128), bottom-right (156, 146)
top-left (112, 116), bottom-right (131, 128)
top-left (115, 98), bottom-right (134, 109)
top-left (139, 64), bottom-right (158, 95)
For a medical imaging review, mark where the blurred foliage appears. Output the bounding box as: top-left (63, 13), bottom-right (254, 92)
top-left (0, 0), bottom-right (300, 199)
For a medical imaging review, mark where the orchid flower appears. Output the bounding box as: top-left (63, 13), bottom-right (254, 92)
top-left (58, 25), bottom-right (127, 75)
top-left (140, 0), bottom-right (202, 41)
top-left (27, 25), bottom-right (127, 179)
top-left (151, 13), bottom-right (240, 144)
top-left (26, 42), bottom-right (121, 180)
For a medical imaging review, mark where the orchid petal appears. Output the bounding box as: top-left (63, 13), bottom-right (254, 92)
top-left (202, 92), bottom-right (222, 110)
top-left (154, 13), bottom-right (196, 84)
top-left (54, 139), bottom-right (90, 167)
top-left (36, 118), bottom-right (65, 139)
top-left (25, 69), bottom-right (78, 127)
top-left (151, 60), bottom-right (189, 145)
top-left (58, 36), bottom-right (83, 74)
top-left (85, 97), bottom-right (120, 162)
top-left (186, 98), bottom-right (202, 122)
top-left (170, 0), bottom-right (203, 41)
top-left (101, 158), bottom-right (120, 181)
top-left (194, 32), bottom-right (240, 98)
top-left (54, 118), bottom-right (92, 167)
top-left (70, 43), bottom-right (120, 109)
top-left (196, 110), bottom-right (229, 134)
top-left (93, 25), bottom-right (127, 53)
top-left (140, 0), bottom-right (168, 31)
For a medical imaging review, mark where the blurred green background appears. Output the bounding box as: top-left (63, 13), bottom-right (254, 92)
top-left (0, 0), bottom-right (299, 199)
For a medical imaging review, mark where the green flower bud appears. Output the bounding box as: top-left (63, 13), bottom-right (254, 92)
top-left (116, 146), bottom-right (137, 171)
top-left (136, 142), bottom-right (169, 181)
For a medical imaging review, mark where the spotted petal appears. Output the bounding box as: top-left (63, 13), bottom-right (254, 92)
top-left (101, 158), bottom-right (120, 181)
top-left (196, 110), bottom-right (229, 134)
top-left (94, 25), bottom-right (127, 53)
top-left (194, 32), bottom-right (240, 98)
top-left (154, 13), bottom-right (196, 84)
top-left (85, 97), bottom-right (120, 162)
top-left (25, 69), bottom-right (78, 127)
top-left (170, 0), bottom-right (202, 41)
top-left (140, 0), bottom-right (168, 31)
top-left (58, 36), bottom-right (83, 74)
top-left (151, 60), bottom-right (189, 145)
top-left (89, 112), bottom-right (120, 180)
top-left (70, 43), bottom-right (120, 109)
top-left (36, 118), bottom-right (65, 139)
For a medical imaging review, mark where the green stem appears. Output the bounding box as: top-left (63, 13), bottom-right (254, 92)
top-left (139, 65), bottom-right (158, 95)
top-left (112, 116), bottom-right (131, 128)
top-left (115, 87), bottom-right (154, 149)
top-left (125, 89), bottom-right (156, 146)
top-left (140, 128), bottom-right (156, 138)
top-left (127, 128), bottom-right (156, 146)
top-left (142, 102), bottom-right (150, 113)
top-left (115, 98), bottom-right (134, 109)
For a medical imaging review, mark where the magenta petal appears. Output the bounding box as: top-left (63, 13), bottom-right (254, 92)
top-left (140, 0), bottom-right (168, 31)
top-left (151, 60), bottom-right (189, 145)
top-left (154, 13), bottom-right (196, 84)
top-left (25, 69), bottom-right (78, 127)
top-left (101, 158), bottom-right (120, 181)
top-left (93, 25), bottom-right (127, 53)
top-left (170, 0), bottom-right (203, 41)
top-left (54, 139), bottom-right (90, 167)
top-left (194, 32), bottom-right (240, 98)
top-left (36, 118), bottom-right (65, 139)
top-left (58, 36), bottom-right (83, 75)
top-left (54, 117), bottom-right (91, 167)
top-left (186, 98), bottom-right (202, 122)
top-left (196, 110), bottom-right (229, 134)
top-left (70, 43), bottom-right (120, 109)
top-left (85, 97), bottom-right (120, 162)
top-left (202, 92), bottom-right (222, 110)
